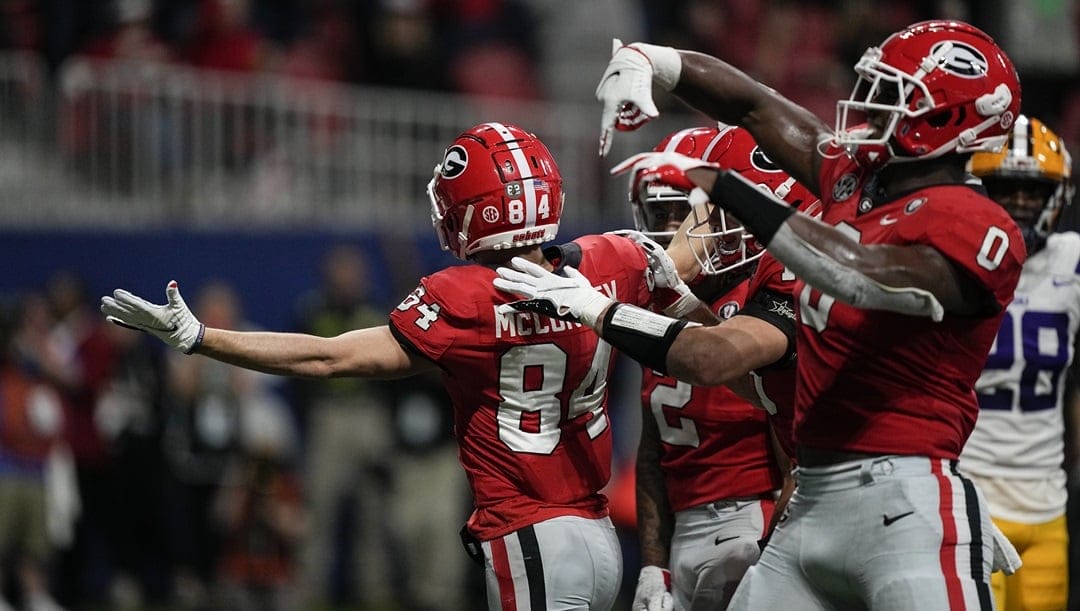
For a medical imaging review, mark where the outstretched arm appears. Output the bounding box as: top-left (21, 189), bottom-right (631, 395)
top-left (616, 155), bottom-right (991, 319)
top-left (494, 259), bottom-right (789, 385)
top-left (197, 326), bottom-right (433, 379)
top-left (101, 282), bottom-right (436, 380)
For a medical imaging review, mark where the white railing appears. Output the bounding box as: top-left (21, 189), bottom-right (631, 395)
top-left (0, 53), bottom-right (698, 230)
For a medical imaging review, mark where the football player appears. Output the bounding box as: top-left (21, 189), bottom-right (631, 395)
top-left (959, 115), bottom-right (1077, 611)
top-left (628, 125), bottom-right (815, 611)
top-left (99, 122), bottom-right (709, 611)
top-left (497, 20), bottom-right (1027, 610)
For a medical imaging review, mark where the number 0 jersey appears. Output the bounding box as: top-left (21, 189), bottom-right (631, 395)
top-left (389, 233), bottom-right (652, 540)
top-left (641, 279), bottom-right (782, 511)
top-left (792, 150), bottom-right (1025, 459)
top-left (960, 232), bottom-right (1080, 520)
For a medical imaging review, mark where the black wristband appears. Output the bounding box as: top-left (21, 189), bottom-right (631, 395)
top-left (599, 304), bottom-right (689, 375)
top-left (185, 323), bottom-right (206, 355)
top-left (709, 170), bottom-right (796, 246)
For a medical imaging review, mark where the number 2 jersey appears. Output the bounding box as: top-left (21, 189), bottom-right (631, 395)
top-left (640, 278), bottom-right (782, 511)
top-left (388, 233), bottom-right (652, 541)
top-left (790, 150), bottom-right (1025, 459)
top-left (960, 231), bottom-right (1080, 521)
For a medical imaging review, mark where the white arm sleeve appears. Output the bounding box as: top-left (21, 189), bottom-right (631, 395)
top-left (767, 224), bottom-right (945, 322)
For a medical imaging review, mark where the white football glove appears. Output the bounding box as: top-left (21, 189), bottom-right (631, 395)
top-left (596, 39), bottom-right (682, 157)
top-left (100, 281), bottom-right (204, 354)
top-left (493, 257), bottom-right (614, 328)
top-left (633, 566), bottom-right (674, 611)
top-left (607, 230), bottom-right (702, 318)
top-left (990, 522), bottom-right (1022, 575)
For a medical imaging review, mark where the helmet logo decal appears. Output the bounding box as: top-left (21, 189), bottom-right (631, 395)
top-left (905, 197), bottom-right (927, 214)
top-left (750, 147), bottom-right (782, 172)
top-left (931, 41), bottom-right (988, 78)
top-left (440, 145), bottom-right (468, 179)
top-left (718, 301), bottom-right (740, 320)
top-left (832, 173), bottom-right (859, 202)
top-left (482, 206), bottom-right (500, 223)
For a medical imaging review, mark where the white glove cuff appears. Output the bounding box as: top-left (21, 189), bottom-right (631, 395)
top-left (662, 290), bottom-right (703, 319)
top-left (634, 43), bottom-right (682, 91)
top-left (180, 323), bottom-right (206, 355)
top-left (578, 292), bottom-right (616, 329)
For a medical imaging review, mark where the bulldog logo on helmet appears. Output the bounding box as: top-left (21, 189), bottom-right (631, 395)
top-left (440, 145), bottom-right (468, 179)
top-left (931, 41), bottom-right (988, 78)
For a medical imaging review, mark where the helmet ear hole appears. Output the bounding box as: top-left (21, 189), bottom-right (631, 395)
top-left (926, 110), bottom-right (953, 128)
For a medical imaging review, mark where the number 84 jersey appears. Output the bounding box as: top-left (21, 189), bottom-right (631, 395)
top-left (960, 232), bottom-right (1080, 517)
top-left (388, 234), bottom-right (653, 541)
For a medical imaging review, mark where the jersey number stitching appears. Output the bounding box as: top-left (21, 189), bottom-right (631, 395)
top-left (497, 341), bottom-right (612, 454)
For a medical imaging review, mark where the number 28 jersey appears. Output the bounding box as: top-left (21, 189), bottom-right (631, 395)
top-left (389, 234), bottom-right (652, 540)
top-left (961, 232), bottom-right (1080, 514)
top-left (792, 151), bottom-right (1026, 459)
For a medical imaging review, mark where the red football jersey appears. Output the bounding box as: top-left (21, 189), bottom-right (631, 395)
top-left (641, 279), bottom-right (782, 511)
top-left (790, 150), bottom-right (1025, 459)
top-left (743, 252), bottom-right (798, 459)
top-left (389, 233), bottom-right (653, 540)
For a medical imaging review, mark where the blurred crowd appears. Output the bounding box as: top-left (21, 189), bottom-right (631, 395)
top-left (0, 0), bottom-right (1076, 125)
top-left (0, 246), bottom-right (476, 611)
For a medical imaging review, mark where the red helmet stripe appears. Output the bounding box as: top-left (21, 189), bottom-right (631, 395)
top-left (485, 121), bottom-right (539, 228)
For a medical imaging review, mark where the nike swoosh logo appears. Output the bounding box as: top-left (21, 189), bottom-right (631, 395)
top-left (714, 535), bottom-right (740, 546)
top-left (882, 511), bottom-right (915, 526)
top-left (880, 215), bottom-right (899, 226)
top-left (598, 71), bottom-right (621, 90)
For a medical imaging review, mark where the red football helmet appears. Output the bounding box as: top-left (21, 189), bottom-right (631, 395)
top-left (632, 125), bottom-right (818, 275)
top-left (833, 20), bottom-right (1021, 168)
top-left (428, 122), bottom-right (564, 260)
top-left (630, 126), bottom-right (728, 245)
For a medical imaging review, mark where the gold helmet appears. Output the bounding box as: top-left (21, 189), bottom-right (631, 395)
top-left (970, 115), bottom-right (1074, 251)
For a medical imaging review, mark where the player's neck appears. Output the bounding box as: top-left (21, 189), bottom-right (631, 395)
top-left (876, 156), bottom-right (968, 196)
top-left (472, 246), bottom-right (551, 270)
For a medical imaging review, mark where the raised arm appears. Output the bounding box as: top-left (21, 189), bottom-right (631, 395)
top-left (673, 51), bottom-right (828, 192)
top-left (101, 281), bottom-right (436, 380)
top-left (596, 40), bottom-right (829, 193)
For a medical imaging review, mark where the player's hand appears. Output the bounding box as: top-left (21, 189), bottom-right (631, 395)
top-left (597, 40), bottom-right (681, 156)
top-left (611, 151), bottom-right (720, 197)
top-left (100, 281), bottom-right (204, 354)
top-left (990, 522), bottom-right (1022, 575)
top-left (632, 566), bottom-right (674, 611)
top-left (493, 257), bottom-right (614, 328)
top-left (607, 230), bottom-right (701, 318)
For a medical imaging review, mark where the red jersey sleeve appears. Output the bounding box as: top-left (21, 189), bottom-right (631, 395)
top-left (893, 187), bottom-right (1025, 311)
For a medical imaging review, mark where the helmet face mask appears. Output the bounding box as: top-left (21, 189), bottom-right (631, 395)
top-left (833, 20), bottom-right (1021, 168)
top-left (686, 203), bottom-right (761, 276)
top-left (631, 125), bottom-right (819, 276)
top-left (633, 183), bottom-right (692, 246)
top-left (970, 115), bottom-right (1074, 252)
top-left (428, 123), bottom-right (564, 260)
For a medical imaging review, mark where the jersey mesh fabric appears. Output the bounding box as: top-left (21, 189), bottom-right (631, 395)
top-left (389, 233), bottom-right (652, 540)
top-left (641, 279), bottom-right (782, 511)
top-left (791, 149), bottom-right (1025, 458)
